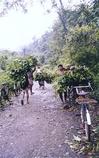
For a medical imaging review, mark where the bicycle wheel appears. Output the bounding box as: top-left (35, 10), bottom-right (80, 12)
top-left (85, 108), bottom-right (91, 141)
top-left (81, 104), bottom-right (91, 141)
top-left (85, 123), bottom-right (91, 141)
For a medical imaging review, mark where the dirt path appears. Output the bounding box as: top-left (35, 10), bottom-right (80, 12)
top-left (0, 82), bottom-right (87, 158)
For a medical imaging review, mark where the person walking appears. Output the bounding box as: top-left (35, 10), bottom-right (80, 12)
top-left (36, 66), bottom-right (45, 89)
top-left (27, 67), bottom-right (36, 95)
top-left (57, 64), bottom-right (67, 103)
top-left (21, 73), bottom-right (29, 105)
top-left (57, 64), bottom-right (70, 109)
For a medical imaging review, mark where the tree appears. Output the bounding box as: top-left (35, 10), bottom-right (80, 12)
top-left (0, 0), bottom-right (68, 33)
top-left (69, 24), bottom-right (99, 73)
top-left (0, 0), bottom-right (29, 16)
top-left (39, 55), bottom-right (45, 64)
top-left (0, 56), bottom-right (8, 70)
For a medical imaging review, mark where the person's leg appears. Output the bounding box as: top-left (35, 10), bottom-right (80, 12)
top-left (13, 89), bottom-right (16, 96)
top-left (59, 92), bottom-right (64, 103)
top-left (23, 90), bottom-right (25, 100)
top-left (29, 84), bottom-right (33, 95)
top-left (42, 81), bottom-right (45, 90)
top-left (63, 91), bottom-right (69, 109)
top-left (21, 90), bottom-right (25, 105)
top-left (64, 91), bottom-right (67, 103)
top-left (39, 81), bottom-right (42, 89)
top-left (38, 81), bottom-right (40, 88)
top-left (26, 88), bottom-right (29, 104)
top-left (42, 85), bottom-right (44, 90)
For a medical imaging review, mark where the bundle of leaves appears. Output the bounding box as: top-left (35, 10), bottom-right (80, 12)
top-left (35, 72), bottom-right (54, 84)
top-left (20, 76), bottom-right (28, 89)
top-left (8, 56), bottom-right (37, 85)
top-left (70, 67), bottom-right (94, 86)
top-left (53, 75), bottom-right (69, 93)
top-left (35, 73), bottom-right (45, 82)
top-left (41, 65), bottom-right (55, 83)
top-left (44, 73), bottom-right (54, 83)
top-left (53, 67), bottom-right (94, 93)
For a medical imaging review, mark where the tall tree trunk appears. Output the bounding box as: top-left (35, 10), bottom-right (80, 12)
top-left (58, 0), bottom-right (67, 34)
top-left (59, 0), bottom-right (64, 10)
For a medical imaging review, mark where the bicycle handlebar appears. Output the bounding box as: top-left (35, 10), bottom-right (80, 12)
top-left (73, 82), bottom-right (93, 96)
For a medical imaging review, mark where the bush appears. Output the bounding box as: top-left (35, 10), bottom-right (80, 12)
top-left (92, 74), bottom-right (99, 101)
top-left (0, 71), bottom-right (14, 89)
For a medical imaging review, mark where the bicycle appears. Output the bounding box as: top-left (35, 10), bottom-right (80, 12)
top-left (67, 83), bottom-right (97, 141)
top-left (75, 84), bottom-right (97, 141)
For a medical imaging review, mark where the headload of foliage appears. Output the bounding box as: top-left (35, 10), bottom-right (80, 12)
top-left (53, 66), bottom-right (94, 93)
top-left (7, 56), bottom-right (37, 83)
top-left (35, 66), bottom-right (54, 84)
top-left (35, 72), bottom-right (52, 83)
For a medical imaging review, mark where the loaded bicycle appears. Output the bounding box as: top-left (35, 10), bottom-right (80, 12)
top-left (67, 82), bottom-right (97, 141)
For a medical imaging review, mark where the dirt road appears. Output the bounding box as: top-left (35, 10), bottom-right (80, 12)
top-left (0, 83), bottom-right (87, 158)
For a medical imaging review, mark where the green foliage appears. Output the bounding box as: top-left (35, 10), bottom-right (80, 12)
top-left (53, 75), bottom-right (68, 93)
top-left (35, 73), bottom-right (45, 82)
top-left (0, 55), bottom-right (38, 106)
top-left (0, 71), bottom-right (14, 106)
top-left (35, 72), bottom-right (53, 84)
top-left (42, 65), bottom-right (56, 82)
top-left (92, 74), bottom-right (99, 101)
top-left (94, 74), bottom-right (99, 88)
top-left (53, 67), bottom-right (94, 93)
top-left (0, 71), bottom-right (14, 87)
top-left (69, 25), bottom-right (99, 71)
top-left (8, 56), bottom-right (37, 83)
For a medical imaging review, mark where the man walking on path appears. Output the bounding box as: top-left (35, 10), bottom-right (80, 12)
top-left (27, 67), bottom-right (36, 95)
top-left (57, 64), bottom-right (70, 108)
top-left (21, 73), bottom-right (29, 105)
top-left (21, 67), bottom-right (36, 105)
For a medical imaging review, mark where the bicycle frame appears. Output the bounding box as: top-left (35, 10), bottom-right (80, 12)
top-left (81, 103), bottom-right (91, 125)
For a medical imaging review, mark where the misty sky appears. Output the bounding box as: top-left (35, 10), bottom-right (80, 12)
top-left (0, 0), bottom-right (88, 51)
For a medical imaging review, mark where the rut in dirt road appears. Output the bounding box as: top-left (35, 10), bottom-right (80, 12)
top-left (0, 83), bottom-right (86, 158)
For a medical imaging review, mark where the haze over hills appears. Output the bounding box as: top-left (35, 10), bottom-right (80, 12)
top-left (20, 31), bottom-right (53, 61)
top-left (0, 31), bottom-right (52, 66)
